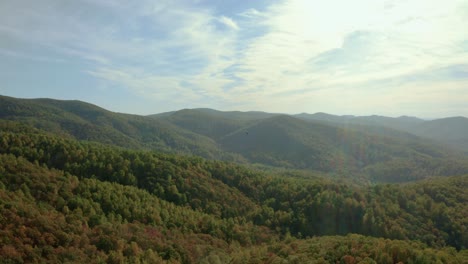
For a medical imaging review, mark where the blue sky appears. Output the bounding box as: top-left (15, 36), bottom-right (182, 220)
top-left (1, 0), bottom-right (467, 118)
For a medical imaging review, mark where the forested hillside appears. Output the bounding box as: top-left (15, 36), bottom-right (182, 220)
top-left (3, 95), bottom-right (468, 184)
top-left (0, 96), bottom-right (237, 161)
top-left (1, 120), bottom-right (467, 262)
top-left (217, 115), bottom-right (468, 182)
top-left (149, 108), bottom-right (277, 140)
top-left (2, 155), bottom-right (465, 263)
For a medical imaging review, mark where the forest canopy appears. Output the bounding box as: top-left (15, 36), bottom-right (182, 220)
top-left (0, 97), bottom-right (467, 263)
top-left (0, 120), bottom-right (467, 263)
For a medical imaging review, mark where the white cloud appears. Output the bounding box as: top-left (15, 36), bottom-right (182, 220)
top-left (1, 0), bottom-right (467, 116)
top-left (0, 48), bottom-right (66, 63)
top-left (223, 0), bottom-right (468, 114)
top-left (218, 16), bottom-right (240, 30)
top-left (238, 8), bottom-right (265, 18)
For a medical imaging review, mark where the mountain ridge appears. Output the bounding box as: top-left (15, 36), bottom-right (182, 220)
top-left (294, 111), bottom-right (468, 152)
top-left (2, 95), bottom-right (468, 183)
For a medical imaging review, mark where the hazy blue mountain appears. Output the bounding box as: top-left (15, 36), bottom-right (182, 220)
top-left (410, 117), bottom-right (468, 152)
top-left (151, 108), bottom-right (278, 121)
top-left (217, 115), bottom-right (468, 181)
top-left (295, 112), bottom-right (355, 123)
top-left (149, 108), bottom-right (277, 140)
top-left (295, 112), bottom-right (468, 152)
top-left (295, 113), bottom-right (425, 128)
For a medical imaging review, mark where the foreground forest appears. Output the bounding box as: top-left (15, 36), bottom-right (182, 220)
top-left (0, 96), bottom-right (467, 263)
top-left (0, 121), bottom-right (467, 263)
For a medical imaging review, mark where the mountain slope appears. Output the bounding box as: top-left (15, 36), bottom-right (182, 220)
top-left (218, 115), bottom-right (468, 181)
top-left (411, 117), bottom-right (468, 151)
top-left (151, 108), bottom-right (278, 121)
top-left (2, 95), bottom-right (468, 182)
top-left (2, 153), bottom-right (465, 262)
top-left (153, 109), bottom-right (468, 181)
top-left (296, 112), bottom-right (468, 152)
top-left (219, 115), bottom-right (337, 170)
top-left (150, 108), bottom-right (278, 140)
top-left (0, 128), bottom-right (467, 258)
top-left (0, 95), bottom-right (235, 160)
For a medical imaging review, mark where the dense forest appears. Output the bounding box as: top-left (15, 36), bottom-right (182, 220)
top-left (1, 96), bottom-right (468, 263)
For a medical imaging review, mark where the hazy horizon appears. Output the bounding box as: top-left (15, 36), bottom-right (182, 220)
top-left (3, 94), bottom-right (466, 120)
top-left (1, 0), bottom-right (467, 118)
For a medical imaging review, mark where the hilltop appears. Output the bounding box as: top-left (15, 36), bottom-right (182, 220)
top-left (2, 95), bottom-right (468, 183)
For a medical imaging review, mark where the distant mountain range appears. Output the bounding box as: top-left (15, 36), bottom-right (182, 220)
top-left (2, 95), bottom-right (468, 183)
top-left (295, 112), bottom-right (468, 152)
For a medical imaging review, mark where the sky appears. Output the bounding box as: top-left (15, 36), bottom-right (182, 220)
top-left (1, 0), bottom-right (468, 118)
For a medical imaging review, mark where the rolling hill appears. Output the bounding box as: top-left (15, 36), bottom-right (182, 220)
top-left (295, 112), bottom-right (468, 153)
top-left (2, 95), bottom-right (468, 182)
top-left (0, 127), bottom-right (467, 262)
top-left (412, 117), bottom-right (468, 151)
top-left (0, 95), bottom-right (237, 161)
top-left (149, 108), bottom-right (275, 140)
top-left (157, 110), bottom-right (468, 182)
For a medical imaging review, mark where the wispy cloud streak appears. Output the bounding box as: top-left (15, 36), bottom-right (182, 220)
top-left (0, 0), bottom-right (467, 116)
